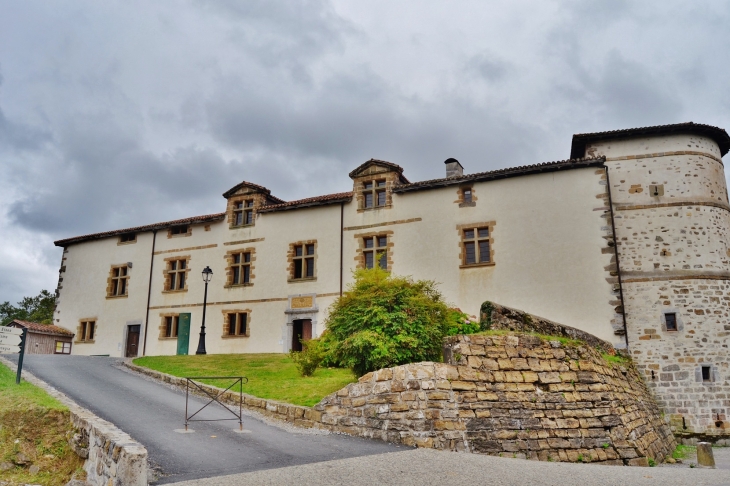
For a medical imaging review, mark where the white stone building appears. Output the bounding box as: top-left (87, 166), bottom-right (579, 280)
top-left (53, 122), bottom-right (730, 439)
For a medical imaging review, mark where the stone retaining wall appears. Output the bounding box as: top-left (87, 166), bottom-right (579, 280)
top-left (479, 301), bottom-right (617, 354)
top-left (315, 334), bottom-right (676, 465)
top-left (0, 357), bottom-right (147, 486)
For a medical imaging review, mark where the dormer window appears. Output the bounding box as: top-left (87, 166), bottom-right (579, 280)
top-left (363, 180), bottom-right (387, 209)
top-left (232, 199), bottom-right (255, 227)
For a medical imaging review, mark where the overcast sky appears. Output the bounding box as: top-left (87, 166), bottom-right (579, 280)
top-left (1, 1), bottom-right (729, 304)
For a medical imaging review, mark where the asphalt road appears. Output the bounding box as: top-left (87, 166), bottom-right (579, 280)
top-left (171, 448), bottom-right (730, 486)
top-left (7, 355), bottom-right (399, 484)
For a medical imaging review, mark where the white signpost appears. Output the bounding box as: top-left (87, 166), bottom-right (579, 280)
top-left (0, 326), bottom-right (28, 384)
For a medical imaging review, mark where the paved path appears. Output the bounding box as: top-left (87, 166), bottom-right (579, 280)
top-left (7, 355), bottom-right (399, 484)
top-left (170, 448), bottom-right (730, 486)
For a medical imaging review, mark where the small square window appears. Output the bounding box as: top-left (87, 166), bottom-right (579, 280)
top-left (665, 313), bottom-right (677, 331)
top-left (702, 365), bottom-right (711, 382)
top-left (463, 188), bottom-right (472, 203)
top-left (225, 312), bottom-right (249, 336)
top-left (55, 341), bottom-right (71, 354)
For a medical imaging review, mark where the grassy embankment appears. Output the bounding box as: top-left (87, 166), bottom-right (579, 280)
top-left (134, 354), bottom-right (356, 407)
top-left (0, 363), bottom-right (84, 486)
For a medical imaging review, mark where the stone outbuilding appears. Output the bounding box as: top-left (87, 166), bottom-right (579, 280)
top-left (7, 320), bottom-right (75, 355)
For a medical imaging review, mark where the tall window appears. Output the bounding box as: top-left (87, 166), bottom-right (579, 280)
top-left (233, 200), bottom-right (255, 226)
top-left (79, 320), bottom-right (95, 342)
top-left (109, 266), bottom-right (129, 296)
top-left (462, 227), bottom-right (490, 265)
top-left (162, 315), bottom-right (178, 338)
top-left (231, 252), bottom-right (251, 285)
top-left (292, 244), bottom-right (315, 279)
top-left (363, 235), bottom-right (388, 269)
top-left (166, 259), bottom-right (187, 291)
top-left (363, 180), bottom-right (386, 209)
top-left (226, 312), bottom-right (248, 336)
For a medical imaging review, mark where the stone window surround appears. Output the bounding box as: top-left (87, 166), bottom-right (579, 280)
top-left (354, 230), bottom-right (394, 270)
top-left (454, 185), bottom-right (478, 208)
top-left (696, 364), bottom-right (719, 384)
top-left (457, 221), bottom-right (496, 268)
top-left (221, 309), bottom-right (251, 338)
top-left (167, 225), bottom-right (192, 238)
top-left (106, 264), bottom-right (130, 299)
top-left (287, 240), bottom-right (318, 282)
top-left (224, 247), bottom-right (256, 288)
top-left (353, 170), bottom-right (400, 212)
top-left (162, 255), bottom-right (190, 293)
top-left (75, 318), bottom-right (97, 344)
top-left (158, 313), bottom-right (179, 340)
top-left (661, 309), bottom-right (684, 333)
top-left (227, 193), bottom-right (266, 228)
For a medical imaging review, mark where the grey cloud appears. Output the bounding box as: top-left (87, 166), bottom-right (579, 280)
top-left (467, 53), bottom-right (509, 82)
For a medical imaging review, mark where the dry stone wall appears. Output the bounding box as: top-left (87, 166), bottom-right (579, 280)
top-left (315, 333), bottom-right (675, 465)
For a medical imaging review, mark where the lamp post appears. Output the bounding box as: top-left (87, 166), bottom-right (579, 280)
top-left (196, 266), bottom-right (213, 355)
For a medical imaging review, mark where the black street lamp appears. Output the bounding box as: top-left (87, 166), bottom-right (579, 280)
top-left (196, 266), bottom-right (213, 355)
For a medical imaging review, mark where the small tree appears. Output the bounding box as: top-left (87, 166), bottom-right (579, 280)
top-left (323, 267), bottom-right (449, 376)
top-left (0, 290), bottom-right (56, 326)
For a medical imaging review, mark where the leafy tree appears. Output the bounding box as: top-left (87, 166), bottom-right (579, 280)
top-left (322, 267), bottom-right (450, 376)
top-left (0, 290), bottom-right (56, 326)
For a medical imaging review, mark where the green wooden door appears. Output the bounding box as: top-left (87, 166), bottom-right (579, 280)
top-left (176, 313), bottom-right (191, 355)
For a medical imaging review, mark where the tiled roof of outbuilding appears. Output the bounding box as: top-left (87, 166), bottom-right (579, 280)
top-left (9, 320), bottom-right (75, 337)
top-left (258, 192), bottom-right (353, 213)
top-left (570, 122), bottom-right (730, 159)
top-left (392, 157), bottom-right (606, 193)
top-left (54, 212), bottom-right (226, 247)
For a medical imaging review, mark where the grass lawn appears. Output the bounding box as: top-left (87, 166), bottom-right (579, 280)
top-left (133, 354), bottom-right (356, 407)
top-left (0, 363), bottom-right (85, 486)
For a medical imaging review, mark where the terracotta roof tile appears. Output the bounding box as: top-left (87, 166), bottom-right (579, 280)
top-left (393, 156), bottom-right (606, 193)
top-left (9, 320), bottom-right (75, 337)
top-left (571, 122), bottom-right (730, 158)
top-left (222, 181), bottom-right (286, 202)
top-left (54, 212), bottom-right (225, 247)
top-left (258, 192), bottom-right (353, 213)
top-left (348, 159), bottom-right (411, 183)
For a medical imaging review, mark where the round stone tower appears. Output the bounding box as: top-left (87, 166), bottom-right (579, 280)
top-left (572, 122), bottom-right (730, 441)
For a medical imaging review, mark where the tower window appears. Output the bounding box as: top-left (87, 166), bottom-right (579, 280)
top-left (665, 313), bottom-right (677, 332)
top-left (702, 365), bottom-right (711, 382)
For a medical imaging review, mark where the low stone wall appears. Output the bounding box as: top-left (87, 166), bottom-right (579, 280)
top-left (315, 333), bottom-right (676, 465)
top-left (0, 357), bottom-right (147, 486)
top-left (479, 301), bottom-right (616, 354)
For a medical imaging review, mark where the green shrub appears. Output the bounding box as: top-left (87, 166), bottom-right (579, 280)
top-left (444, 308), bottom-right (480, 336)
top-left (323, 267), bottom-right (449, 376)
top-left (289, 339), bottom-right (325, 377)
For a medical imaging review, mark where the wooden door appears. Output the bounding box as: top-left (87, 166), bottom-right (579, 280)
top-left (302, 319), bottom-right (312, 342)
top-left (176, 313), bottom-right (191, 355)
top-left (125, 325), bottom-right (141, 357)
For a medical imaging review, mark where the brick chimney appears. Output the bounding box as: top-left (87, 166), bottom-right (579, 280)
top-left (444, 158), bottom-right (463, 178)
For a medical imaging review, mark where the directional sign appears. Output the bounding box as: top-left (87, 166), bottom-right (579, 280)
top-left (0, 344), bottom-right (20, 355)
top-left (0, 327), bottom-right (23, 336)
top-left (0, 333), bottom-right (22, 346)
